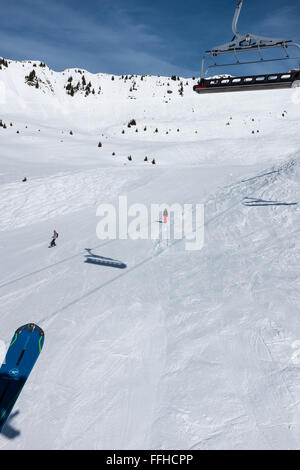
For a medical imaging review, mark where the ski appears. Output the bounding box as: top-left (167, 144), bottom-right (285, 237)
top-left (0, 324), bottom-right (45, 432)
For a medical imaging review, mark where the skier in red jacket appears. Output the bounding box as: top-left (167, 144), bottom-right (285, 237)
top-left (163, 209), bottom-right (168, 224)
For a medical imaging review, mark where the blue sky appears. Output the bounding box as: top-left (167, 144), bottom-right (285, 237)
top-left (1, 0), bottom-right (300, 77)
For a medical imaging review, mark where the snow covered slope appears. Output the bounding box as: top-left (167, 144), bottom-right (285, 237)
top-left (0, 58), bottom-right (300, 449)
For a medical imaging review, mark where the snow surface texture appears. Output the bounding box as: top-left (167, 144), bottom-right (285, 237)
top-left (0, 59), bottom-right (300, 449)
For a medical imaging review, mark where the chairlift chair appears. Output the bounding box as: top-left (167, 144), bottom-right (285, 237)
top-left (194, 0), bottom-right (300, 94)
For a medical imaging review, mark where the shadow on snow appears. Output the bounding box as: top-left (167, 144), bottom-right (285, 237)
top-left (0, 411), bottom-right (20, 439)
top-left (84, 249), bottom-right (127, 270)
top-left (0, 372), bottom-right (26, 438)
top-left (243, 197), bottom-right (298, 207)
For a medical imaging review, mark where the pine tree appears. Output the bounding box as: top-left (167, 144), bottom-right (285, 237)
top-left (26, 70), bottom-right (36, 83)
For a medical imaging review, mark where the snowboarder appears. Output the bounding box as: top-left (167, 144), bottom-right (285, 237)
top-left (49, 230), bottom-right (59, 248)
top-left (163, 209), bottom-right (168, 224)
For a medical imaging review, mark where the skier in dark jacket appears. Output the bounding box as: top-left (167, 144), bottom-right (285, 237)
top-left (49, 230), bottom-right (59, 248)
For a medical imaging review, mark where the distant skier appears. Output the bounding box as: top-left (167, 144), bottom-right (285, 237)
top-left (163, 209), bottom-right (168, 224)
top-left (49, 230), bottom-right (59, 248)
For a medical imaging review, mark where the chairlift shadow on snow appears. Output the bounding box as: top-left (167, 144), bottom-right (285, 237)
top-left (243, 198), bottom-right (298, 207)
top-left (84, 249), bottom-right (127, 270)
top-left (0, 411), bottom-right (21, 439)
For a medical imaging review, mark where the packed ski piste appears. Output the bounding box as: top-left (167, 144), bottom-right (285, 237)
top-left (0, 0), bottom-right (300, 452)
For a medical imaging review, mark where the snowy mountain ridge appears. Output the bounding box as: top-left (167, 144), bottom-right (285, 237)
top-left (0, 57), bottom-right (195, 117)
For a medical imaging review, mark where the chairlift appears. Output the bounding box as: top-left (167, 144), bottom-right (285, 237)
top-left (194, 0), bottom-right (300, 94)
